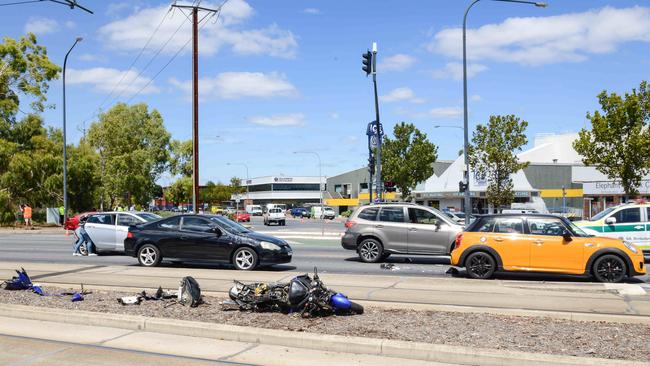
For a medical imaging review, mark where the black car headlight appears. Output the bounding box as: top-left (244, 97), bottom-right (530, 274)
top-left (260, 241), bottom-right (282, 251)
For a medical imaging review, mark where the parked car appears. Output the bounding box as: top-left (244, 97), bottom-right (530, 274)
top-left (124, 214), bottom-right (293, 270)
top-left (442, 209), bottom-right (467, 224)
top-left (264, 208), bottom-right (286, 226)
top-left (574, 202), bottom-right (650, 255)
top-left (63, 211), bottom-right (96, 231)
top-left (290, 207), bottom-right (311, 218)
top-left (224, 207), bottom-right (236, 215)
top-left (84, 211), bottom-right (162, 253)
top-left (232, 210), bottom-right (250, 222)
top-left (312, 206), bottom-right (336, 220)
top-left (245, 205), bottom-right (263, 216)
top-left (342, 203), bottom-right (463, 262)
top-left (451, 213), bottom-right (646, 282)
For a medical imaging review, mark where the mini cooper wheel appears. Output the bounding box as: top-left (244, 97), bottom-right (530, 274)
top-left (233, 247), bottom-right (258, 271)
top-left (593, 254), bottom-right (627, 283)
top-left (358, 239), bottom-right (383, 263)
top-left (465, 251), bottom-right (496, 279)
top-left (137, 244), bottom-right (161, 267)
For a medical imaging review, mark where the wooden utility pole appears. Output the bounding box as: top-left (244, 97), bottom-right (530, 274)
top-left (171, 4), bottom-right (221, 213)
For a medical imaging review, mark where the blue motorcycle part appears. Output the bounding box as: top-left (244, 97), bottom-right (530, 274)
top-left (330, 293), bottom-right (351, 310)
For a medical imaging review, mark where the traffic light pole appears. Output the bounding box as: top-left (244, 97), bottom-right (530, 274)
top-left (371, 43), bottom-right (382, 202)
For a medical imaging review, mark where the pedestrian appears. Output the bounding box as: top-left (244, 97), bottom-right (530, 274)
top-left (23, 204), bottom-right (32, 229)
top-left (73, 222), bottom-right (97, 256)
top-left (58, 205), bottom-right (64, 225)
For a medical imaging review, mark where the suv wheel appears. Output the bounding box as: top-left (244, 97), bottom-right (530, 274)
top-left (358, 238), bottom-right (383, 263)
top-left (465, 251), bottom-right (496, 279)
top-left (593, 254), bottom-right (627, 283)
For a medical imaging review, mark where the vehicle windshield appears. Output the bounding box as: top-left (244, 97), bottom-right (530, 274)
top-left (563, 217), bottom-right (591, 237)
top-left (136, 213), bottom-right (162, 222)
top-left (209, 215), bottom-right (250, 234)
top-left (453, 212), bottom-right (466, 218)
top-left (590, 207), bottom-right (615, 221)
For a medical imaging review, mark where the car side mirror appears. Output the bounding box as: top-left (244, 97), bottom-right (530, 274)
top-left (605, 217), bottom-right (616, 225)
top-left (562, 229), bottom-right (572, 242)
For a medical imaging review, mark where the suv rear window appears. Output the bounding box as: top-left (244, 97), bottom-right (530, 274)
top-left (357, 207), bottom-right (378, 221)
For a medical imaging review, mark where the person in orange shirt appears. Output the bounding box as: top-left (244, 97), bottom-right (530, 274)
top-left (23, 204), bottom-right (32, 229)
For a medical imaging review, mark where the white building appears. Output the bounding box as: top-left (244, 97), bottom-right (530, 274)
top-left (232, 176), bottom-right (325, 206)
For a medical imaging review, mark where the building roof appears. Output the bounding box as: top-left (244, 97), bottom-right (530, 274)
top-left (517, 133), bottom-right (582, 164)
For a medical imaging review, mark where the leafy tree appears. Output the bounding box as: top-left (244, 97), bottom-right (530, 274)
top-left (88, 103), bottom-right (171, 208)
top-left (468, 115), bottom-right (529, 211)
top-left (381, 122), bottom-right (437, 199)
top-left (166, 176), bottom-right (192, 205)
top-left (170, 139), bottom-right (193, 177)
top-left (573, 81), bottom-right (650, 196)
top-left (0, 33), bottom-right (60, 123)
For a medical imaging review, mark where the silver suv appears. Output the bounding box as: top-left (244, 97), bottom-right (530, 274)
top-left (341, 203), bottom-right (464, 262)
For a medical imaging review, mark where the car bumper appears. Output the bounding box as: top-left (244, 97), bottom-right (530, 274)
top-left (259, 247), bottom-right (292, 264)
top-left (341, 232), bottom-right (358, 250)
top-left (630, 253), bottom-right (646, 276)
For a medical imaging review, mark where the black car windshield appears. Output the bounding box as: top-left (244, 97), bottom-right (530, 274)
top-left (136, 213), bottom-right (162, 222)
top-left (209, 215), bottom-right (250, 234)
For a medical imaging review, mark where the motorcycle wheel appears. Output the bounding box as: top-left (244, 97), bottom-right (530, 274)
top-left (349, 301), bottom-right (364, 315)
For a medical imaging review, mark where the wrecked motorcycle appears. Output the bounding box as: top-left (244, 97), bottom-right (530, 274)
top-left (224, 268), bottom-right (364, 317)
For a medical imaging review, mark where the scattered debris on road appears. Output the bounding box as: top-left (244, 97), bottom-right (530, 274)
top-left (380, 263), bottom-right (399, 271)
top-left (118, 276), bottom-right (202, 307)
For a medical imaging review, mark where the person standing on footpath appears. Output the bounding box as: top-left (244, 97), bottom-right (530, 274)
top-left (58, 205), bottom-right (64, 225)
top-left (23, 204), bottom-right (32, 229)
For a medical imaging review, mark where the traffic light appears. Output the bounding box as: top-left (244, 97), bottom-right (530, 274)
top-left (368, 156), bottom-right (375, 175)
top-left (362, 51), bottom-right (373, 76)
top-left (459, 181), bottom-right (467, 193)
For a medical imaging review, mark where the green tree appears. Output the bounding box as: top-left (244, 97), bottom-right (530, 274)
top-left (573, 81), bottom-right (650, 196)
top-left (468, 115), bottom-right (529, 211)
top-left (166, 176), bottom-right (192, 205)
top-left (381, 122), bottom-right (437, 199)
top-left (88, 103), bottom-right (171, 208)
top-left (0, 33), bottom-right (60, 123)
top-left (170, 139), bottom-right (193, 177)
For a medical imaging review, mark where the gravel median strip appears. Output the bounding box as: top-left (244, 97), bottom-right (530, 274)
top-left (1, 285), bottom-right (649, 362)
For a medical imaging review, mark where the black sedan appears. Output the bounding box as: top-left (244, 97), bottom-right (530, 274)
top-left (124, 214), bottom-right (292, 270)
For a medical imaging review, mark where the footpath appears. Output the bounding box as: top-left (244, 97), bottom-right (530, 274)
top-left (1, 261), bottom-right (650, 365)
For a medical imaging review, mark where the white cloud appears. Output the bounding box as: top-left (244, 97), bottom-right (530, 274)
top-left (428, 107), bottom-right (462, 119)
top-left (303, 8), bottom-right (320, 14)
top-left (471, 94), bottom-right (482, 102)
top-left (431, 62), bottom-right (487, 80)
top-left (78, 54), bottom-right (105, 62)
top-left (65, 21), bottom-right (76, 29)
top-left (67, 67), bottom-right (158, 95)
top-left (99, 0), bottom-right (297, 58)
top-left (330, 112), bottom-right (340, 120)
top-left (428, 6), bottom-right (650, 66)
top-left (380, 87), bottom-right (425, 104)
top-left (248, 113), bottom-right (305, 126)
top-left (169, 71), bottom-right (297, 99)
top-left (378, 54), bottom-right (416, 72)
top-left (24, 17), bottom-right (58, 35)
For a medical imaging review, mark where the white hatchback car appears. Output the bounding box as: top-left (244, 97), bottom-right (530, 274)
top-left (84, 211), bottom-right (161, 252)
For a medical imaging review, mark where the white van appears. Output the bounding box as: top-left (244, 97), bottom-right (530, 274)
top-left (246, 205), bottom-right (263, 216)
top-left (312, 206), bottom-right (336, 220)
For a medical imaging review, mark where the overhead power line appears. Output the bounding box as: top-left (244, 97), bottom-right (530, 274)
top-left (0, 0), bottom-right (92, 13)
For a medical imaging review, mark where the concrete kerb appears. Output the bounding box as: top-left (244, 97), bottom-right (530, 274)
top-left (32, 280), bottom-right (650, 325)
top-left (0, 304), bottom-right (646, 366)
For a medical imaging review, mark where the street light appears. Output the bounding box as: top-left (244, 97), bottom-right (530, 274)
top-left (293, 151), bottom-right (324, 236)
top-left (462, 0), bottom-right (546, 217)
top-left (62, 36), bottom-right (82, 225)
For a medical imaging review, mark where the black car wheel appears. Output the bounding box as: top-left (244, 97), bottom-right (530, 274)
top-left (138, 244), bottom-right (162, 267)
top-left (233, 247), bottom-right (258, 270)
top-left (358, 239), bottom-right (383, 263)
top-left (465, 252), bottom-right (496, 279)
top-left (593, 254), bottom-right (627, 283)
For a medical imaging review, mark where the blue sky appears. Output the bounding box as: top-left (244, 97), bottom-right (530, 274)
top-left (2, 0), bottom-right (650, 184)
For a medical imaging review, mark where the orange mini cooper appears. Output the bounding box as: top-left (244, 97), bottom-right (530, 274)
top-left (451, 214), bottom-right (645, 282)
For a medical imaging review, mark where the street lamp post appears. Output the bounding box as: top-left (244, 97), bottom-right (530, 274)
top-left (293, 151), bottom-right (324, 236)
top-left (462, 0), bottom-right (546, 217)
top-left (62, 37), bottom-right (82, 225)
